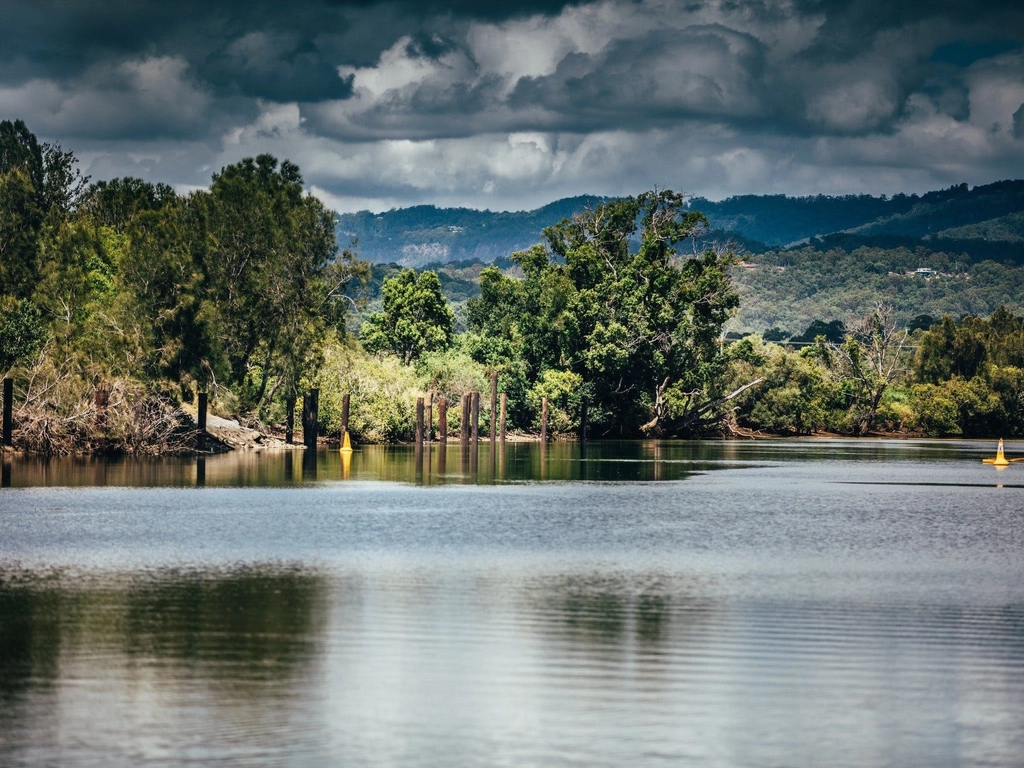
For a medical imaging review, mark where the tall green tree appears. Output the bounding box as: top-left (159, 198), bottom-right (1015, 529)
top-left (118, 198), bottom-right (218, 384)
top-left (79, 177), bottom-right (176, 233)
top-left (361, 269), bottom-right (455, 364)
top-left (0, 167), bottom-right (42, 299)
top-left (0, 296), bottom-right (45, 373)
top-left (196, 154), bottom-right (349, 409)
top-left (1, 121), bottom-right (85, 301)
top-left (915, 315), bottom-right (988, 383)
top-left (0, 119), bottom-right (87, 214)
top-left (469, 190), bottom-right (746, 436)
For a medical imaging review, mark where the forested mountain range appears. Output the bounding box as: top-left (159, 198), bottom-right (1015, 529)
top-left (337, 180), bottom-right (1024, 266)
top-left (336, 195), bottom-right (611, 266)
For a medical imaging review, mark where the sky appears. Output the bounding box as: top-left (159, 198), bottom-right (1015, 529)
top-left (2, 0), bottom-right (1023, 212)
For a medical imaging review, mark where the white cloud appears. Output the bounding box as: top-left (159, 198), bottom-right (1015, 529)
top-left (1, 56), bottom-right (212, 140)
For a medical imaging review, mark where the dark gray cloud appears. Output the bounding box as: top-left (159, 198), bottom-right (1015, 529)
top-left (509, 25), bottom-right (769, 125)
top-left (1, 0), bottom-right (1023, 211)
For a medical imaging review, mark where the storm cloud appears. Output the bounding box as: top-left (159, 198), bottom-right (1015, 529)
top-left (1, 0), bottom-right (1023, 211)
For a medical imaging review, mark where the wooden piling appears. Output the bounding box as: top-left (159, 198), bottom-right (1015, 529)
top-left (198, 392), bottom-right (208, 432)
top-left (197, 392), bottom-right (208, 451)
top-left (3, 378), bottom-right (13, 448)
top-left (303, 389), bottom-right (319, 450)
top-left (341, 393), bottom-right (350, 441)
top-left (426, 392), bottom-right (433, 442)
top-left (499, 393), bottom-right (507, 442)
top-left (438, 397), bottom-right (447, 441)
top-left (541, 396), bottom-right (548, 443)
top-left (489, 372), bottom-right (498, 442)
top-left (415, 397), bottom-right (424, 445)
top-left (94, 387), bottom-right (109, 433)
top-left (471, 391), bottom-right (480, 442)
top-left (285, 395), bottom-right (295, 444)
top-left (461, 393), bottom-right (470, 442)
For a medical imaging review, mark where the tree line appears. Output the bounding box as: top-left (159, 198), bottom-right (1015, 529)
top-left (3, 119), bottom-right (1024, 452)
top-left (1, 120), bottom-right (364, 452)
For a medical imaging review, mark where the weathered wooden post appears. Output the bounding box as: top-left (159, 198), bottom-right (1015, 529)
top-left (499, 393), bottom-right (507, 442)
top-left (94, 387), bottom-right (109, 433)
top-left (197, 392), bottom-right (208, 452)
top-left (285, 395), bottom-right (295, 444)
top-left (471, 391), bottom-right (480, 442)
top-left (489, 372), bottom-right (498, 442)
top-left (540, 396), bottom-right (549, 443)
top-left (579, 397), bottom-right (588, 444)
top-left (3, 378), bottom-right (13, 448)
top-left (426, 392), bottom-right (433, 442)
top-left (198, 392), bottom-right (208, 432)
top-left (341, 393), bottom-right (350, 441)
top-left (460, 393), bottom-right (470, 442)
top-left (303, 389), bottom-right (319, 450)
top-left (415, 397), bottom-right (424, 446)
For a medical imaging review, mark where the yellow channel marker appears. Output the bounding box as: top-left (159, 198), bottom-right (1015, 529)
top-left (982, 439), bottom-right (1024, 466)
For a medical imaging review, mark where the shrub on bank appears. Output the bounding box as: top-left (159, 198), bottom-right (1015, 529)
top-left (9, 357), bottom-right (195, 455)
top-left (316, 340), bottom-right (423, 443)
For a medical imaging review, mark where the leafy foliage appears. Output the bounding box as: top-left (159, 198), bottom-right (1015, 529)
top-left (6, 119), bottom-right (1024, 450)
top-left (469, 190), bottom-right (741, 436)
top-left (360, 269), bottom-right (455, 363)
top-left (0, 297), bottom-right (45, 373)
top-left (1, 122), bottom-right (369, 451)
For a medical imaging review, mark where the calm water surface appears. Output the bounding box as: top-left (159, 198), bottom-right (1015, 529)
top-left (1, 439), bottom-right (1023, 767)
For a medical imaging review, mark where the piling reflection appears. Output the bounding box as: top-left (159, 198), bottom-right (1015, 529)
top-left (0, 438), bottom-right (1019, 488)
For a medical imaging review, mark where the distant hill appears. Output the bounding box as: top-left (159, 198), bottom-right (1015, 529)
top-left (335, 195), bottom-right (610, 266)
top-left (848, 180), bottom-right (1024, 238)
top-left (336, 180), bottom-right (1024, 265)
top-left (934, 211), bottom-right (1024, 243)
top-left (687, 194), bottom-right (915, 247)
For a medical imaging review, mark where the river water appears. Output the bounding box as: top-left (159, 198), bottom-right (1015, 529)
top-left (1, 439), bottom-right (1023, 767)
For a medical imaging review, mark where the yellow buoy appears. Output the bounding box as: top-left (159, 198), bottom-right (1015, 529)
top-left (983, 439), bottom-right (1010, 467)
top-left (340, 430), bottom-right (353, 453)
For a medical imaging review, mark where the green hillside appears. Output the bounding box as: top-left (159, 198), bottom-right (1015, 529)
top-left (848, 180), bottom-right (1024, 238)
top-left (335, 195), bottom-right (610, 265)
top-left (934, 211), bottom-right (1024, 242)
top-left (339, 180), bottom-right (1024, 264)
top-left (728, 246), bottom-right (1024, 335)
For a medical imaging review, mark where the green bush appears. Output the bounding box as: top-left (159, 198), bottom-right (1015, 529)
top-left (909, 376), bottom-right (1000, 436)
top-left (316, 341), bottom-right (423, 442)
top-left (527, 369), bottom-right (583, 435)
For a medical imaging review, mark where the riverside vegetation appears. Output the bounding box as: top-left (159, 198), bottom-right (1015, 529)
top-left (3, 119), bottom-right (1024, 454)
